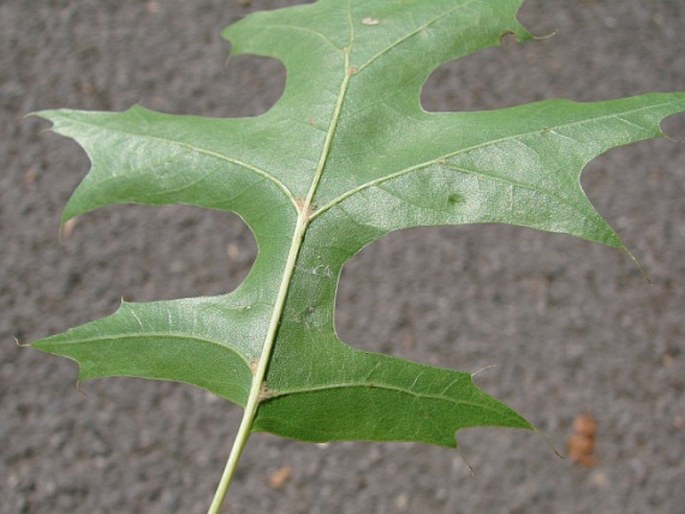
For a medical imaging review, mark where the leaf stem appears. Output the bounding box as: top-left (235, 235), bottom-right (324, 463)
top-left (206, 393), bottom-right (255, 514)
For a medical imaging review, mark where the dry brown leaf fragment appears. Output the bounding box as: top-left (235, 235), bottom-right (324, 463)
top-left (268, 465), bottom-right (294, 489)
top-left (568, 413), bottom-right (597, 467)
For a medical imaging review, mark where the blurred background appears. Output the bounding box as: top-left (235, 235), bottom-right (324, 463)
top-left (1, 1), bottom-right (684, 512)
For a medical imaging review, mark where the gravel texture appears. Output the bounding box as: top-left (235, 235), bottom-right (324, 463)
top-left (2, 1), bottom-right (684, 513)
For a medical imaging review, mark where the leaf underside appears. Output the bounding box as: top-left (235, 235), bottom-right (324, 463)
top-left (33, 0), bottom-right (685, 448)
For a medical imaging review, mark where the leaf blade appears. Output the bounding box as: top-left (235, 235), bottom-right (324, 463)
top-left (32, 0), bottom-right (685, 454)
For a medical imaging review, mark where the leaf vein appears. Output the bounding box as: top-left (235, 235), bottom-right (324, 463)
top-left (312, 101), bottom-right (677, 219)
top-left (59, 116), bottom-right (298, 209)
top-left (47, 332), bottom-right (253, 368)
top-left (356, 2), bottom-right (471, 72)
top-left (263, 381), bottom-right (505, 418)
top-left (251, 23), bottom-right (344, 51)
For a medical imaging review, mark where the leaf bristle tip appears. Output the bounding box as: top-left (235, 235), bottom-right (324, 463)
top-left (14, 336), bottom-right (31, 348)
top-left (471, 364), bottom-right (497, 378)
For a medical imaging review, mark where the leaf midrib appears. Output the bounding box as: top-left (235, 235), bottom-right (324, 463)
top-left (209, 5), bottom-right (358, 496)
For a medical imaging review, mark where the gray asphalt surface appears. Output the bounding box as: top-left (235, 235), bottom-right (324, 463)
top-left (2, 1), bottom-right (684, 513)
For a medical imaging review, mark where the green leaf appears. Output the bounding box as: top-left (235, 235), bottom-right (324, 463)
top-left (34, 0), bottom-right (685, 456)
